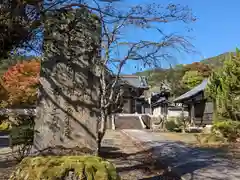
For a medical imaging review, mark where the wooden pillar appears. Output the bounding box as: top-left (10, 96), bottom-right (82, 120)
top-left (190, 103), bottom-right (195, 126)
top-left (181, 103), bottom-right (186, 133)
top-left (142, 103), bottom-right (145, 114)
top-left (133, 98), bottom-right (136, 113)
top-left (148, 97), bottom-right (152, 115)
top-left (129, 98), bottom-right (132, 113)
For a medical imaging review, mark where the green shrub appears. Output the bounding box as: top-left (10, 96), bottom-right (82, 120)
top-left (165, 117), bottom-right (182, 132)
top-left (9, 115), bottom-right (35, 161)
top-left (0, 121), bottom-right (11, 131)
top-left (10, 124), bottom-right (34, 147)
top-left (9, 156), bottom-right (120, 180)
top-left (9, 116), bottom-right (34, 147)
top-left (213, 120), bottom-right (240, 142)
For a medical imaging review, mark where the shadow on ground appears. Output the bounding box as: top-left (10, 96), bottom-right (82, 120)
top-left (0, 158), bottom-right (18, 179)
top-left (100, 146), bottom-right (181, 180)
top-left (146, 141), bottom-right (240, 180)
top-left (100, 141), bottom-right (240, 180)
top-left (0, 159), bottom-right (16, 169)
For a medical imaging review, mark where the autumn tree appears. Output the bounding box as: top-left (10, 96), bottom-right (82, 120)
top-left (0, 60), bottom-right (40, 108)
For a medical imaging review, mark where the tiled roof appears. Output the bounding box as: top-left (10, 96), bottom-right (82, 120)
top-left (152, 97), bottom-right (169, 107)
top-left (120, 75), bottom-right (148, 88)
top-left (173, 79), bottom-right (208, 103)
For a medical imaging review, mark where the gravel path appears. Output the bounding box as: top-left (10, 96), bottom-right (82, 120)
top-left (122, 129), bottom-right (240, 180)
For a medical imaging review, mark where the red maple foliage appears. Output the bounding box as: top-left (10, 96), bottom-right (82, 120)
top-left (0, 60), bottom-right (40, 107)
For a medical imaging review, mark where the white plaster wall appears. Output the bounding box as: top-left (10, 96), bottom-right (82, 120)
top-left (153, 107), bottom-right (161, 116)
top-left (167, 110), bottom-right (189, 117)
top-left (152, 107), bottom-right (188, 118)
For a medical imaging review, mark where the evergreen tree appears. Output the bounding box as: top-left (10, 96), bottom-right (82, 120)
top-left (222, 49), bottom-right (240, 120)
top-left (206, 49), bottom-right (240, 120)
top-left (181, 70), bottom-right (204, 89)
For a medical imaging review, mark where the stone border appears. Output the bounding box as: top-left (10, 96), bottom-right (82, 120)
top-left (120, 130), bottom-right (185, 180)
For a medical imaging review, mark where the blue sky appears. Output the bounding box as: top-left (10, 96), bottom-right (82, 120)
top-left (26, 0), bottom-right (239, 74)
top-left (117, 0), bottom-right (240, 73)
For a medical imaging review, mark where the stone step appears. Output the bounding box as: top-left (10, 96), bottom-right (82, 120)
top-left (115, 116), bottom-right (143, 129)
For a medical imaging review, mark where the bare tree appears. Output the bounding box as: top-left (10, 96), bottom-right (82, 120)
top-left (40, 0), bottom-right (196, 153)
top-left (80, 1), bottom-right (196, 153)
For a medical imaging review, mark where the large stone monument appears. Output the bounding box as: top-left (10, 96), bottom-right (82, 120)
top-left (33, 8), bottom-right (101, 153)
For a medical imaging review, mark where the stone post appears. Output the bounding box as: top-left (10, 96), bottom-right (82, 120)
top-left (33, 9), bottom-right (101, 153)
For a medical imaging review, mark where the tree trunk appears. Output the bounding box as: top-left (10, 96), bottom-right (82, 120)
top-left (97, 109), bottom-right (106, 155)
top-left (212, 100), bottom-right (218, 121)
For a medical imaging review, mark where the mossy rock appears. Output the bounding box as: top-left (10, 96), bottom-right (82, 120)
top-left (9, 156), bottom-right (120, 180)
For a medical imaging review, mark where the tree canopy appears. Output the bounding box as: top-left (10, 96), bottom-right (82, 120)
top-left (206, 49), bottom-right (240, 120)
top-left (0, 59), bottom-right (40, 108)
top-left (181, 70), bottom-right (204, 89)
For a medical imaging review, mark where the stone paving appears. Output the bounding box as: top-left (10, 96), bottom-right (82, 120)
top-left (122, 129), bottom-right (240, 180)
top-left (101, 130), bottom-right (159, 180)
top-left (102, 130), bottom-right (180, 180)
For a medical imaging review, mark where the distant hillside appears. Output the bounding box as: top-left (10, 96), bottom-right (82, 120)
top-left (200, 52), bottom-right (231, 67)
top-left (135, 52), bottom-right (231, 97)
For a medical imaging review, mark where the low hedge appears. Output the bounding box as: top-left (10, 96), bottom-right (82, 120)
top-left (9, 156), bottom-right (120, 180)
top-left (165, 117), bottom-right (182, 132)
